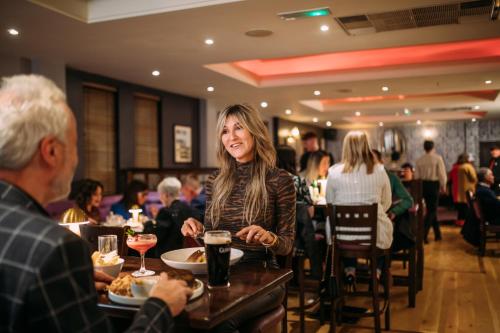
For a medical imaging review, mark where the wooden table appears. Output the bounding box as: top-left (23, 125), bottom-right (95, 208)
top-left (98, 256), bottom-right (293, 330)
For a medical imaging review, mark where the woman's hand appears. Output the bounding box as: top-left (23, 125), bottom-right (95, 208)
top-left (181, 217), bottom-right (204, 237)
top-left (236, 225), bottom-right (274, 245)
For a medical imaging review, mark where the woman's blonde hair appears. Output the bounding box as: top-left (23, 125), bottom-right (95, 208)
top-left (341, 131), bottom-right (375, 174)
top-left (207, 104), bottom-right (276, 228)
top-left (303, 151), bottom-right (329, 183)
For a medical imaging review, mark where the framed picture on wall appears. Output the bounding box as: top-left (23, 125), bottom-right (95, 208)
top-left (174, 125), bottom-right (192, 163)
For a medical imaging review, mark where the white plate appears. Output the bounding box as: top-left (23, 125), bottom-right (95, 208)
top-left (108, 278), bottom-right (204, 306)
top-left (161, 247), bottom-right (244, 274)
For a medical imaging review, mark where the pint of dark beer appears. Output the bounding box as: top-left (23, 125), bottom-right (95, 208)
top-left (204, 230), bottom-right (231, 289)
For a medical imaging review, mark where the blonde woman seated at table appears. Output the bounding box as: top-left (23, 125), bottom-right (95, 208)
top-left (325, 131), bottom-right (393, 284)
top-left (182, 104), bottom-right (296, 333)
top-left (301, 150), bottom-right (330, 197)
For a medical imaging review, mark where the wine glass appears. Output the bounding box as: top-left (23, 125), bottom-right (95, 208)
top-left (126, 234), bottom-right (157, 277)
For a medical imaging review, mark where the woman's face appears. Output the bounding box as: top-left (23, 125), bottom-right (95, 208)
top-left (137, 190), bottom-right (149, 206)
top-left (90, 186), bottom-right (103, 208)
top-left (221, 115), bottom-right (255, 163)
top-left (318, 156), bottom-right (330, 177)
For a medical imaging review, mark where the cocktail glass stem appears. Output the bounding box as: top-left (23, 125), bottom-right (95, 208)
top-left (139, 251), bottom-right (146, 273)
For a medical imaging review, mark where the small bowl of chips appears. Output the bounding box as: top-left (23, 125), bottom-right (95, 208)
top-left (92, 251), bottom-right (124, 278)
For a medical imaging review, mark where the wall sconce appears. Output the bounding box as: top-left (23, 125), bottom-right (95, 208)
top-left (291, 126), bottom-right (300, 138)
top-left (286, 136), bottom-right (296, 144)
top-left (422, 128), bottom-right (435, 139)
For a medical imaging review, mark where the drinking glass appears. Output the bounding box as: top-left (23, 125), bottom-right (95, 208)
top-left (126, 234), bottom-right (157, 277)
top-left (98, 235), bottom-right (117, 256)
top-left (204, 230), bottom-right (232, 289)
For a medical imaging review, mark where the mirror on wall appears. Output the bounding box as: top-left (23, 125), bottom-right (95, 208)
top-left (379, 128), bottom-right (406, 159)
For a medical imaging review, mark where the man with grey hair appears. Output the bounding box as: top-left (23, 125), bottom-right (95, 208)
top-left (0, 75), bottom-right (191, 332)
top-left (145, 177), bottom-right (195, 256)
top-left (476, 167), bottom-right (500, 225)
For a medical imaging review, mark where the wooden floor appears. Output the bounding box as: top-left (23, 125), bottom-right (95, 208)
top-left (286, 225), bottom-right (500, 333)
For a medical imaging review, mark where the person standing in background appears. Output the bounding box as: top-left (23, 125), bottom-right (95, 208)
top-left (414, 140), bottom-right (447, 243)
top-left (455, 153), bottom-right (477, 226)
top-left (299, 131), bottom-right (334, 172)
top-left (489, 145), bottom-right (500, 195)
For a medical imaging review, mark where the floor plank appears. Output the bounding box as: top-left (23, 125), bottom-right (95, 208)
top-left (286, 225), bottom-right (500, 333)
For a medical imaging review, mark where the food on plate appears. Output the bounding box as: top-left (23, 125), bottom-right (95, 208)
top-left (91, 250), bottom-right (120, 266)
top-left (108, 271), bottom-right (196, 298)
top-left (108, 274), bottom-right (136, 296)
top-left (168, 270), bottom-right (195, 289)
top-left (186, 250), bottom-right (206, 263)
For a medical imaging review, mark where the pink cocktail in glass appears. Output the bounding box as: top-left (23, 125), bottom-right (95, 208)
top-left (127, 234), bottom-right (157, 277)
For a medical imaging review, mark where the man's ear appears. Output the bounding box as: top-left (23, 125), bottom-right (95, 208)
top-left (38, 136), bottom-right (59, 168)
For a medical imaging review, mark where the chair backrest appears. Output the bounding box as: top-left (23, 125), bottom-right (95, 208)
top-left (407, 179), bottom-right (423, 206)
top-left (324, 203), bottom-right (378, 252)
top-left (79, 224), bottom-right (130, 256)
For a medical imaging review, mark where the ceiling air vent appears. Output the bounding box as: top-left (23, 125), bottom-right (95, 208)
top-left (429, 106), bottom-right (474, 112)
top-left (335, 0), bottom-right (494, 35)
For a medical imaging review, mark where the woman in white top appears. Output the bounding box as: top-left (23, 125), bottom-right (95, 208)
top-left (326, 131), bottom-right (393, 280)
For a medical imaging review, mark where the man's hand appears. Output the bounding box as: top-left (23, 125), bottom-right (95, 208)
top-left (94, 270), bottom-right (114, 292)
top-left (150, 272), bottom-right (193, 317)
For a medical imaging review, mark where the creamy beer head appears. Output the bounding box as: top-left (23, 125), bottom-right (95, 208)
top-left (204, 230), bottom-right (231, 288)
top-left (204, 232), bottom-right (231, 245)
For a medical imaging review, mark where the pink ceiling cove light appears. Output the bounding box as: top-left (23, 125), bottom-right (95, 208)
top-left (232, 37), bottom-right (500, 78)
top-left (320, 90), bottom-right (500, 106)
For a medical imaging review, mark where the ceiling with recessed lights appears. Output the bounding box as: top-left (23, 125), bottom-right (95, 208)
top-left (1, 0), bottom-right (500, 128)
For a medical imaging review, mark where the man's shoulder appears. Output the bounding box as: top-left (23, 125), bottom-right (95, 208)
top-left (0, 202), bottom-right (86, 276)
top-left (477, 185), bottom-right (494, 195)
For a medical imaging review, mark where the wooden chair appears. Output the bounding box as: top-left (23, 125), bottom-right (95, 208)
top-left (324, 203), bottom-right (391, 333)
top-left (404, 179), bottom-right (424, 292)
top-left (467, 191), bottom-right (500, 256)
top-left (390, 204), bottom-right (418, 307)
top-left (79, 224), bottom-right (130, 256)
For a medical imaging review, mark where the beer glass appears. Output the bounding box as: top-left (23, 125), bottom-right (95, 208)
top-left (204, 230), bottom-right (232, 289)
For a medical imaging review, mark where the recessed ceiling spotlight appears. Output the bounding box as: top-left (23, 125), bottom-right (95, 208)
top-left (260, 101), bottom-right (268, 108)
top-left (152, 70), bottom-right (160, 76)
top-left (7, 28), bottom-right (19, 36)
top-left (355, 111), bottom-right (361, 117)
top-left (285, 109), bottom-right (292, 115)
top-left (379, 122), bottom-right (384, 127)
top-left (472, 118), bottom-right (477, 122)
top-left (404, 108), bottom-right (410, 115)
top-left (207, 86), bottom-right (214, 92)
top-left (416, 120), bottom-right (422, 125)
top-left (313, 90), bottom-right (321, 96)
top-left (326, 121), bottom-right (332, 127)
top-left (320, 24), bottom-right (329, 32)
top-left (382, 86), bottom-right (389, 92)
top-left (473, 105), bottom-right (480, 110)
top-left (312, 117), bottom-right (319, 123)
top-left (485, 80), bottom-right (492, 85)
top-left (204, 38), bottom-right (214, 45)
